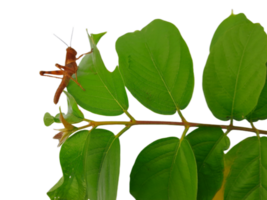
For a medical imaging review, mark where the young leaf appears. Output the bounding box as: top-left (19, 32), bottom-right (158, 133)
top-left (67, 32), bottom-right (129, 116)
top-left (186, 126), bottom-right (230, 200)
top-left (46, 90), bottom-right (84, 125)
top-left (130, 137), bottom-right (197, 200)
top-left (116, 19), bottom-right (194, 114)
top-left (61, 91), bottom-right (84, 123)
top-left (224, 136), bottom-right (267, 199)
top-left (43, 110), bottom-right (55, 128)
top-left (47, 129), bottom-right (120, 200)
top-left (203, 22), bottom-right (267, 121)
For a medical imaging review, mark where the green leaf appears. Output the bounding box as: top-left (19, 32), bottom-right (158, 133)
top-left (130, 137), bottom-right (197, 200)
top-left (61, 91), bottom-right (84, 123)
top-left (247, 70), bottom-right (267, 122)
top-left (116, 19), bottom-right (194, 114)
top-left (46, 90), bottom-right (84, 126)
top-left (203, 22), bottom-right (267, 121)
top-left (67, 32), bottom-right (128, 116)
top-left (224, 136), bottom-right (267, 199)
top-left (47, 129), bottom-right (120, 200)
top-left (209, 11), bottom-right (253, 51)
top-left (44, 112), bottom-right (56, 126)
top-left (186, 126), bottom-right (230, 200)
top-left (91, 32), bottom-right (107, 45)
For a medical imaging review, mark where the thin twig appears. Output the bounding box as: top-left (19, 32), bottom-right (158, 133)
top-left (78, 119), bottom-right (267, 135)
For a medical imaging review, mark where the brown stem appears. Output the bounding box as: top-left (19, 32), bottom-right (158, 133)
top-left (81, 120), bottom-right (267, 135)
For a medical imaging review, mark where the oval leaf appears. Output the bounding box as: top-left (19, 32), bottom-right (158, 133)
top-left (116, 19), bottom-right (194, 114)
top-left (47, 129), bottom-right (120, 200)
top-left (203, 22), bottom-right (267, 121)
top-left (130, 137), bottom-right (197, 200)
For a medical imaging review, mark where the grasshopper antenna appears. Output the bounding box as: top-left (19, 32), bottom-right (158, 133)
top-left (69, 24), bottom-right (75, 46)
top-left (51, 31), bottom-right (71, 47)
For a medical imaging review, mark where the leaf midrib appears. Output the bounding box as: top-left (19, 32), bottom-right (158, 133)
top-left (231, 23), bottom-right (255, 118)
top-left (145, 42), bottom-right (180, 111)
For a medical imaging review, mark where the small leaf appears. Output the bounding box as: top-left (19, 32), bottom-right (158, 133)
top-left (59, 107), bottom-right (76, 130)
top-left (130, 137), bottom-right (197, 200)
top-left (61, 91), bottom-right (84, 124)
top-left (116, 19), bottom-right (194, 114)
top-left (224, 136), bottom-right (267, 199)
top-left (43, 92), bottom-right (83, 126)
top-left (44, 112), bottom-right (56, 126)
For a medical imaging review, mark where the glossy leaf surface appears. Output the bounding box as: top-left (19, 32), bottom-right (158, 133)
top-left (130, 137), bottom-right (197, 200)
top-left (116, 19), bottom-right (194, 114)
top-left (47, 129), bottom-right (120, 200)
